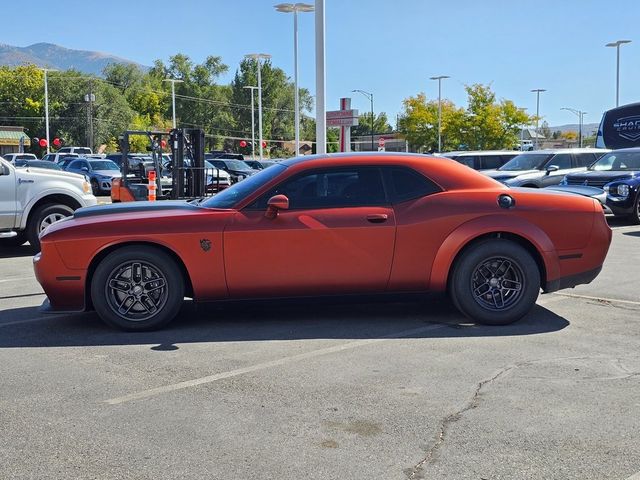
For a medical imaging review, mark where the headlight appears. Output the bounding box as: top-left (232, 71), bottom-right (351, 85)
top-left (82, 181), bottom-right (91, 193)
top-left (617, 184), bottom-right (630, 198)
top-left (603, 185), bottom-right (610, 193)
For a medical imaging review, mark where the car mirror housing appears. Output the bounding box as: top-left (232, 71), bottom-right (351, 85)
top-left (265, 194), bottom-right (289, 219)
top-left (546, 165), bottom-right (559, 173)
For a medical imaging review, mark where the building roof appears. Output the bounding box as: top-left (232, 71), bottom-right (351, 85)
top-left (0, 128), bottom-right (30, 146)
top-left (524, 128), bottom-right (545, 139)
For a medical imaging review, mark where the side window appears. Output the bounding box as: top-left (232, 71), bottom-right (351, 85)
top-left (385, 167), bottom-right (441, 203)
top-left (68, 160), bottom-right (81, 169)
top-left (574, 153), bottom-right (596, 167)
top-left (548, 153), bottom-right (572, 170)
top-left (456, 156), bottom-right (475, 168)
top-left (480, 156), bottom-right (503, 170)
top-left (251, 167), bottom-right (386, 209)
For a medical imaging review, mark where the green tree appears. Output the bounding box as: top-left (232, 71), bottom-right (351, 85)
top-left (351, 112), bottom-right (392, 137)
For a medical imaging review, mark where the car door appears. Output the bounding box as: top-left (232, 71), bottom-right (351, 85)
top-left (223, 166), bottom-right (396, 297)
top-left (0, 160), bottom-right (17, 229)
top-left (540, 153), bottom-right (574, 186)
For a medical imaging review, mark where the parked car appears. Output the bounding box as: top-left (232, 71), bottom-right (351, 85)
top-left (14, 159), bottom-right (64, 171)
top-left (57, 146), bottom-right (93, 155)
top-left (34, 153), bottom-right (611, 331)
top-left (244, 160), bottom-right (267, 170)
top-left (482, 148), bottom-right (609, 187)
top-left (0, 156), bottom-right (96, 251)
top-left (43, 152), bottom-right (79, 164)
top-left (65, 158), bottom-right (122, 195)
top-left (161, 159), bottom-right (232, 193)
top-left (3, 153), bottom-right (38, 164)
top-left (441, 151), bottom-right (520, 170)
top-left (550, 148), bottom-right (640, 224)
top-left (208, 158), bottom-right (259, 183)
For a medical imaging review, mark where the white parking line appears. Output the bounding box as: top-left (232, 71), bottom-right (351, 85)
top-left (104, 323), bottom-right (447, 405)
top-left (552, 292), bottom-right (640, 306)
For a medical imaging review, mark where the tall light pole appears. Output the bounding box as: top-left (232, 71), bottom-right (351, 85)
top-left (605, 40), bottom-right (632, 107)
top-left (561, 107), bottom-right (587, 147)
top-left (430, 75), bottom-right (449, 152)
top-left (275, 3), bottom-right (314, 157)
top-left (315, 0), bottom-right (326, 154)
top-left (352, 89), bottom-right (374, 151)
top-left (40, 68), bottom-right (57, 154)
top-left (163, 78), bottom-right (184, 129)
top-left (243, 86), bottom-right (258, 159)
top-left (531, 88), bottom-right (546, 150)
top-left (246, 53), bottom-right (271, 161)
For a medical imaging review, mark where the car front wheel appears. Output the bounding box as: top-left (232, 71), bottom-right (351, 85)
top-left (91, 246), bottom-right (185, 331)
top-left (449, 239), bottom-right (541, 325)
top-left (628, 193), bottom-right (640, 225)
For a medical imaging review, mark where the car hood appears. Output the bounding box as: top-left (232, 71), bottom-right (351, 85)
top-left (483, 169), bottom-right (539, 179)
top-left (93, 169), bottom-right (122, 178)
top-left (545, 184), bottom-right (605, 198)
top-left (566, 170), bottom-right (640, 183)
top-left (21, 166), bottom-right (86, 182)
top-left (73, 200), bottom-right (201, 219)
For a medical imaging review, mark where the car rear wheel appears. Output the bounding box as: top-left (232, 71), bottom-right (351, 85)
top-left (449, 239), bottom-right (540, 325)
top-left (91, 246), bottom-right (184, 331)
top-left (27, 203), bottom-right (75, 252)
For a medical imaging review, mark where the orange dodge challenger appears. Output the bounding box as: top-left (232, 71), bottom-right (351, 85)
top-left (34, 153), bottom-right (612, 331)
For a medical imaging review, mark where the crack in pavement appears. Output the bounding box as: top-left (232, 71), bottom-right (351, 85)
top-left (404, 354), bottom-right (640, 480)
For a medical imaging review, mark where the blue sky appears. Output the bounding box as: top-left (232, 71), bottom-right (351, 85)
top-left (3, 0), bottom-right (640, 128)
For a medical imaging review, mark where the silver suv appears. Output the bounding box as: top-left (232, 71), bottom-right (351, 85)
top-left (482, 148), bottom-right (609, 187)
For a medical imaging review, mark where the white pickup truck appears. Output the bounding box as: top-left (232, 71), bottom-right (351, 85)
top-left (0, 157), bottom-right (97, 251)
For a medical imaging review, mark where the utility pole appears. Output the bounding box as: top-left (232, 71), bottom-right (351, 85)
top-left (244, 86), bottom-right (258, 159)
top-left (84, 80), bottom-right (95, 149)
top-left (315, 0), bottom-right (326, 154)
top-left (245, 54), bottom-right (271, 161)
top-left (41, 68), bottom-right (57, 154)
top-left (163, 79), bottom-right (184, 129)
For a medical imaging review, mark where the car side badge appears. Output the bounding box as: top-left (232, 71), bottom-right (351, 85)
top-left (498, 194), bottom-right (516, 209)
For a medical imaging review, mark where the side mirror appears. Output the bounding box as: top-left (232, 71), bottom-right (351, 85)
top-left (81, 166), bottom-right (89, 172)
top-left (265, 194), bottom-right (289, 219)
top-left (546, 165), bottom-right (559, 174)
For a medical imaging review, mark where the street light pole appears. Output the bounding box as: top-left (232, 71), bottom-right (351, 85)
top-left (163, 78), bottom-right (184, 129)
top-left (430, 75), bottom-right (450, 152)
top-left (246, 54), bottom-right (271, 161)
top-left (352, 89), bottom-right (374, 150)
top-left (41, 68), bottom-right (57, 154)
top-left (314, 0), bottom-right (326, 154)
top-left (561, 107), bottom-right (587, 148)
top-left (531, 88), bottom-right (546, 150)
top-left (275, 3), bottom-right (314, 157)
top-left (605, 40), bottom-right (632, 107)
top-left (243, 86), bottom-right (258, 159)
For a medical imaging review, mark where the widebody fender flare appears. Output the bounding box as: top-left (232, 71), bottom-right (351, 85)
top-left (429, 214), bottom-right (560, 291)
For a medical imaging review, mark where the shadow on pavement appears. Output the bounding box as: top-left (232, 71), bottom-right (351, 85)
top-left (622, 230), bottom-right (640, 237)
top-left (0, 243), bottom-right (35, 259)
top-left (0, 295), bottom-right (569, 349)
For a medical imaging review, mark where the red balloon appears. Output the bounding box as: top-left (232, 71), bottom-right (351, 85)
top-left (239, 140), bottom-right (247, 148)
top-left (52, 137), bottom-right (61, 147)
top-left (160, 139), bottom-right (167, 149)
top-left (39, 138), bottom-right (48, 148)
top-left (261, 141), bottom-right (267, 148)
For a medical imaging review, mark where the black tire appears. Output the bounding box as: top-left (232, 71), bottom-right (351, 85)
top-left (449, 239), bottom-right (541, 325)
top-left (91, 246), bottom-right (184, 331)
top-left (627, 193), bottom-right (640, 225)
top-left (90, 179), bottom-right (100, 196)
top-left (27, 203), bottom-right (75, 252)
top-left (0, 231), bottom-right (27, 248)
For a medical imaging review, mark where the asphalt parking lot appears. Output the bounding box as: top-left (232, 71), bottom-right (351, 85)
top-left (0, 218), bottom-right (639, 480)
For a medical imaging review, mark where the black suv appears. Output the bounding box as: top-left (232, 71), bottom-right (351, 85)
top-left (559, 148), bottom-right (640, 223)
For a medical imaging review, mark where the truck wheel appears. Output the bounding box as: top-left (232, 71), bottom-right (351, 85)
top-left (449, 239), bottom-right (541, 325)
top-left (27, 204), bottom-right (74, 252)
top-left (91, 246), bottom-right (185, 331)
top-left (0, 232), bottom-right (27, 248)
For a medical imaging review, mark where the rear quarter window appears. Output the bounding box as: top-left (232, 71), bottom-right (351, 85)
top-left (385, 167), bottom-right (441, 203)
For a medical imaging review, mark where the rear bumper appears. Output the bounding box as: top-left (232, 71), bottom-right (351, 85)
top-left (544, 265), bottom-right (602, 293)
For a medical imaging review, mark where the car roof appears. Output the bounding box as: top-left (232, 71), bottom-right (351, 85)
top-left (517, 148), bottom-right (610, 154)
top-left (606, 147), bottom-right (640, 153)
top-left (449, 150), bottom-right (520, 156)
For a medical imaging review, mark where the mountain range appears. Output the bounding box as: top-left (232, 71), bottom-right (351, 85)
top-left (0, 42), bottom-right (147, 76)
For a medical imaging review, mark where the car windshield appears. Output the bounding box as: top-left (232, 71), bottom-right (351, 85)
top-left (498, 153), bottom-right (553, 171)
top-left (589, 151), bottom-right (640, 171)
top-left (89, 160), bottom-right (119, 171)
top-left (202, 164), bottom-right (287, 209)
top-left (12, 154), bottom-right (36, 160)
top-left (74, 148), bottom-right (92, 154)
top-left (223, 160), bottom-right (253, 171)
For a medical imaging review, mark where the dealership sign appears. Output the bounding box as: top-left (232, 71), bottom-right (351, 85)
top-left (326, 109), bottom-right (359, 127)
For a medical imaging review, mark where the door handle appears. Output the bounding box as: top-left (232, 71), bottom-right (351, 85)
top-left (366, 213), bottom-right (388, 223)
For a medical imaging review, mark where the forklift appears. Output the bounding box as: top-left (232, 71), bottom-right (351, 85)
top-left (111, 128), bottom-right (211, 203)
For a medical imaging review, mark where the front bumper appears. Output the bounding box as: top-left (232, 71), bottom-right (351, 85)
top-left (33, 245), bottom-right (86, 312)
top-left (605, 195), bottom-right (636, 216)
